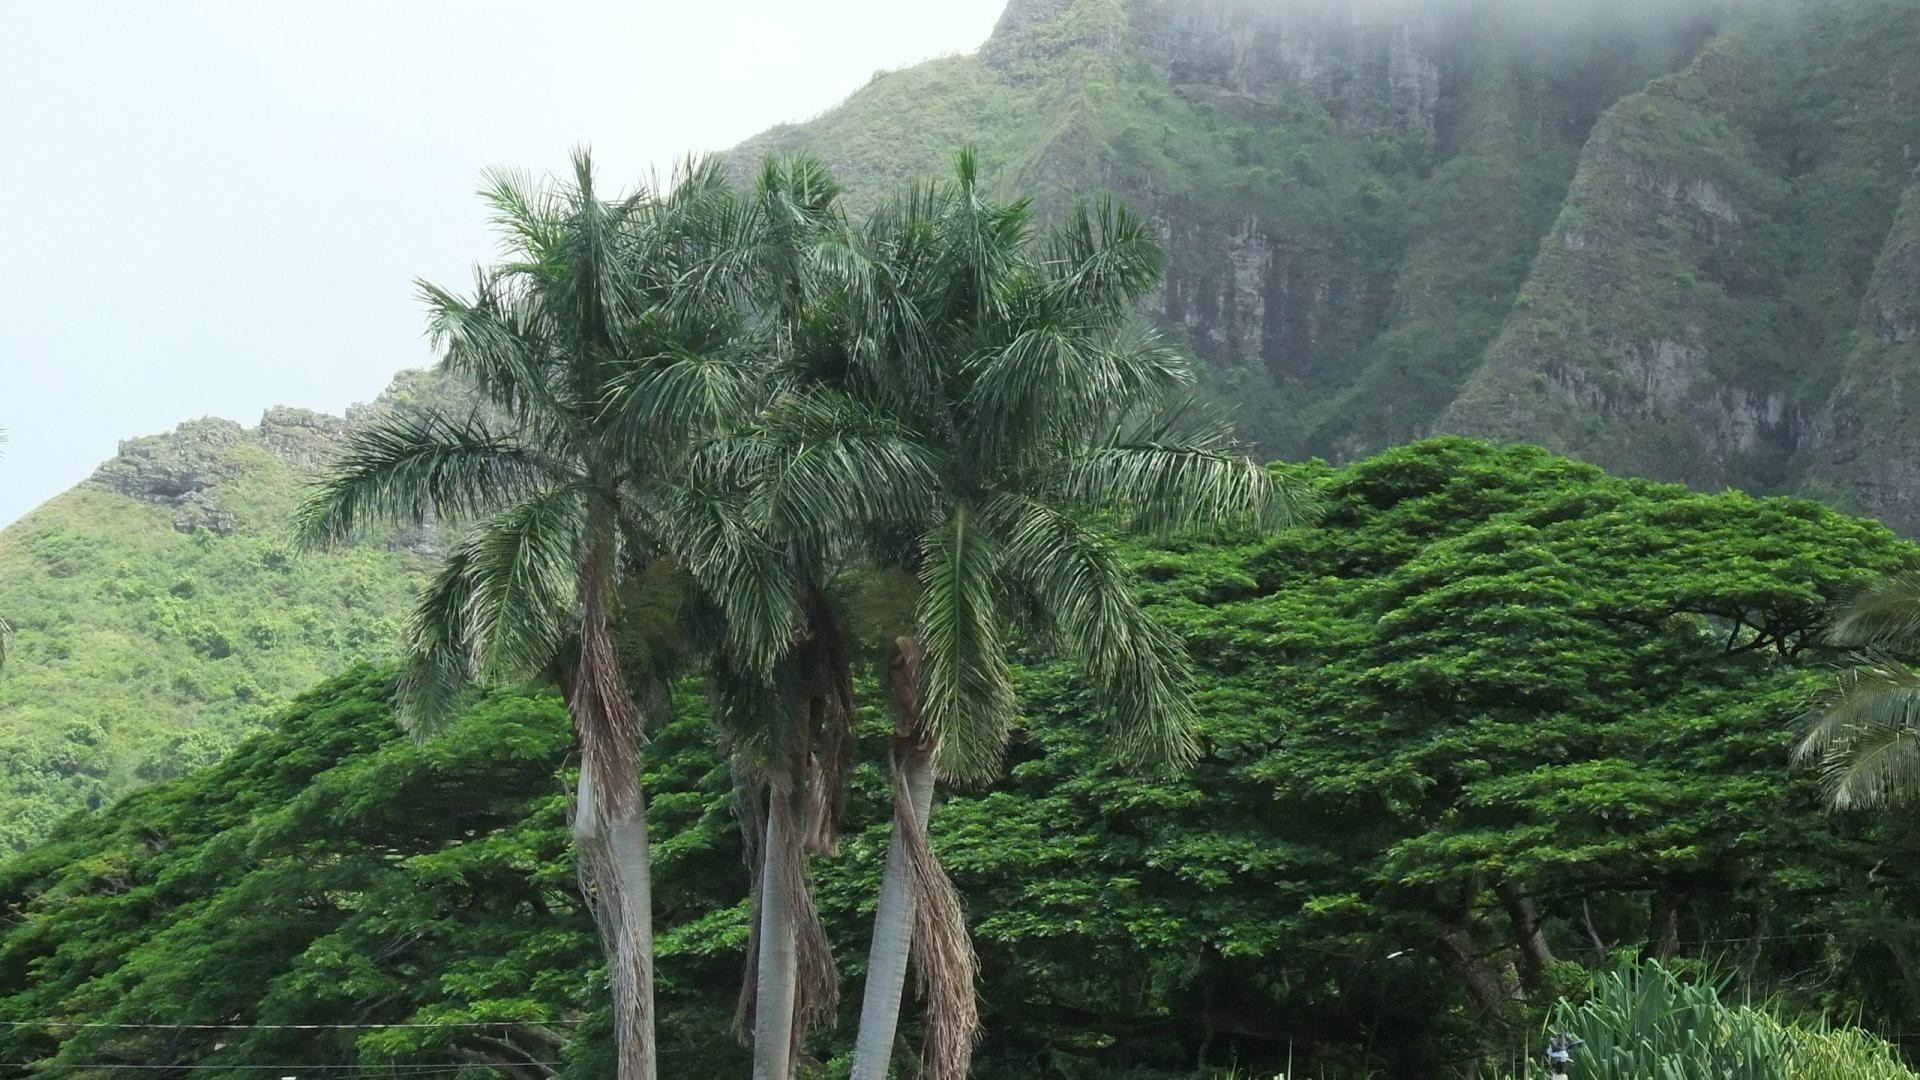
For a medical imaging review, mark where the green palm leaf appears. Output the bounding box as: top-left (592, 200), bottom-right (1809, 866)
top-left (987, 493), bottom-right (1198, 767)
top-left (296, 409), bottom-right (561, 547)
top-left (1830, 572), bottom-right (1920, 649)
top-left (1798, 652), bottom-right (1920, 808)
top-left (916, 505), bottom-right (1015, 783)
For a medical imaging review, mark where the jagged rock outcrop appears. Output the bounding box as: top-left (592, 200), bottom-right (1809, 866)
top-left (90, 418), bottom-right (252, 508)
top-left (81, 369), bottom-right (472, 540)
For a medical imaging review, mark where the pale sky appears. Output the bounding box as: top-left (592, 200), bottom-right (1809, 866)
top-left (0, 0), bottom-right (1007, 527)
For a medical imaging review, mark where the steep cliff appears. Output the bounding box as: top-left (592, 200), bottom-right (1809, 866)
top-left (1444, 0), bottom-right (1920, 510)
top-left (737, 0), bottom-right (1920, 524)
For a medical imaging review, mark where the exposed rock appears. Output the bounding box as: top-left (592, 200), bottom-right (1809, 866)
top-left (1134, 0), bottom-right (1442, 135)
top-left (170, 490), bottom-right (239, 536)
top-left (89, 418), bottom-right (251, 504)
top-left (257, 407), bottom-right (348, 472)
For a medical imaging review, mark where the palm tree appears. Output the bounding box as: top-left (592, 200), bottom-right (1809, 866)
top-left (771, 152), bottom-right (1311, 1079)
top-left (1798, 572), bottom-right (1920, 808)
top-left (299, 151), bottom-right (769, 1080)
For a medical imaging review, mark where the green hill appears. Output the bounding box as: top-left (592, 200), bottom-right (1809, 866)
top-left (0, 372), bottom-right (467, 849)
top-left (4, 441), bottom-right (1917, 1078)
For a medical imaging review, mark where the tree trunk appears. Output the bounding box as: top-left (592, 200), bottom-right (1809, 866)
top-left (849, 747), bottom-right (937, 1080)
top-left (574, 768), bottom-right (657, 1080)
top-left (569, 508), bottom-right (654, 1079)
top-left (1641, 889), bottom-right (1683, 962)
top-left (753, 785), bottom-right (803, 1080)
top-left (1496, 881), bottom-right (1554, 992)
top-left (1434, 923), bottom-right (1516, 1026)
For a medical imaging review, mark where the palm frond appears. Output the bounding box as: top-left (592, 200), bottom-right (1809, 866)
top-left (296, 409), bottom-right (561, 547)
top-left (460, 485), bottom-right (590, 681)
top-left (915, 506), bottom-right (1015, 782)
top-left (1830, 572), bottom-right (1920, 650)
top-left (962, 318), bottom-right (1190, 471)
top-left (1798, 653), bottom-right (1920, 809)
top-left (1056, 400), bottom-right (1316, 536)
top-left (395, 544), bottom-right (484, 736)
top-left (599, 338), bottom-right (762, 468)
top-left (417, 273), bottom-right (565, 423)
top-left (653, 473), bottom-right (803, 679)
top-left (395, 644), bottom-right (475, 740)
top-left (478, 166), bottom-right (565, 262)
top-left (1045, 196), bottom-right (1164, 309)
top-left (747, 390), bottom-right (943, 555)
top-left (987, 493), bottom-right (1198, 768)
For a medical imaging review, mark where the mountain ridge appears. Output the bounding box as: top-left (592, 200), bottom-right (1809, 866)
top-left (738, 0), bottom-right (1920, 528)
top-left (3, 0), bottom-right (1918, 851)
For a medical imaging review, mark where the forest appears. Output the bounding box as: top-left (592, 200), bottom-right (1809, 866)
top-left (7, 438), bottom-right (1920, 1078)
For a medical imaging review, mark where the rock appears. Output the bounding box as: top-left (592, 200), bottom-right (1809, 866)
top-left (89, 418), bottom-right (250, 503)
top-left (257, 407), bottom-right (348, 472)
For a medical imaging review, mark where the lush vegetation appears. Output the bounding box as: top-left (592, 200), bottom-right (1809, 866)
top-left (0, 434), bottom-right (426, 851)
top-left (7, 439), bottom-right (1920, 1077)
top-left (5, 2), bottom-right (1920, 1073)
top-left (1507, 961), bottom-right (1920, 1080)
top-left (745, 0), bottom-right (1920, 530)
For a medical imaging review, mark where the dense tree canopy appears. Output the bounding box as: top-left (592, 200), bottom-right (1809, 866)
top-left (4, 439), bottom-right (1918, 1078)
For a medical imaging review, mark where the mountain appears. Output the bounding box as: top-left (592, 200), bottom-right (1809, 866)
top-left (6, 0), bottom-right (1920, 850)
top-left (0, 371), bottom-right (465, 850)
top-left (738, 0), bottom-right (1920, 528)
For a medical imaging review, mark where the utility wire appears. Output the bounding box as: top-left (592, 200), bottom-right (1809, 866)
top-left (0, 1063), bottom-right (561, 1071)
top-left (0, 1014), bottom-right (576, 1022)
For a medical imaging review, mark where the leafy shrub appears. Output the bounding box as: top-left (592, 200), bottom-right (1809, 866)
top-left (1519, 962), bottom-right (1916, 1080)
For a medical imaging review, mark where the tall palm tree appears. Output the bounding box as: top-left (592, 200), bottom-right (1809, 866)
top-left (701, 159), bottom-right (949, 1078)
top-left (1799, 572), bottom-right (1920, 808)
top-left (771, 152), bottom-right (1311, 1079)
top-left (299, 151), bottom-right (769, 1080)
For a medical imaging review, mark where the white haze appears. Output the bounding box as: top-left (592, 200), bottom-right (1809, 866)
top-left (0, 0), bottom-right (1005, 528)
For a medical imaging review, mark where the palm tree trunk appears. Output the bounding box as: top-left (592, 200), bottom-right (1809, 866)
top-left (848, 746), bottom-right (937, 1080)
top-left (609, 799), bottom-right (657, 1080)
top-left (574, 768), bottom-right (657, 1080)
top-left (752, 784), bottom-right (802, 1080)
top-left (567, 509), bottom-right (655, 1079)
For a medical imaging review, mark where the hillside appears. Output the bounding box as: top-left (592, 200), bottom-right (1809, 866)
top-left (737, 0), bottom-right (1920, 528)
top-left (4, 441), bottom-right (1917, 1077)
top-left (0, 370), bottom-right (467, 850)
top-left (5, 0), bottom-right (1919, 856)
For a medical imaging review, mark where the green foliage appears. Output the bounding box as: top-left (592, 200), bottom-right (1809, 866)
top-left (0, 478), bottom-right (423, 852)
top-left (6, 441), bottom-right (1918, 1078)
top-left (1510, 961), bottom-right (1916, 1080)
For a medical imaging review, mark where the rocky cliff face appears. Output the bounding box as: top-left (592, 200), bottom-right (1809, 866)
top-left (737, 0), bottom-right (1920, 528)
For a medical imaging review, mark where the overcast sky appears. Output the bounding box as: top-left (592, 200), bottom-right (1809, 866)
top-left (0, 0), bottom-right (1006, 527)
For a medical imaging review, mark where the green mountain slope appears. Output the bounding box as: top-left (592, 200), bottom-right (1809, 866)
top-left (5, 441), bottom-right (1917, 1078)
top-left (6, 0), bottom-right (1919, 854)
top-left (738, 0), bottom-right (1920, 526)
top-left (0, 372), bottom-right (464, 849)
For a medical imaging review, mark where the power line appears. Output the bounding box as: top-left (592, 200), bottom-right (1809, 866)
top-left (0, 1064), bottom-right (561, 1072)
top-left (0, 1014), bottom-right (576, 1022)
